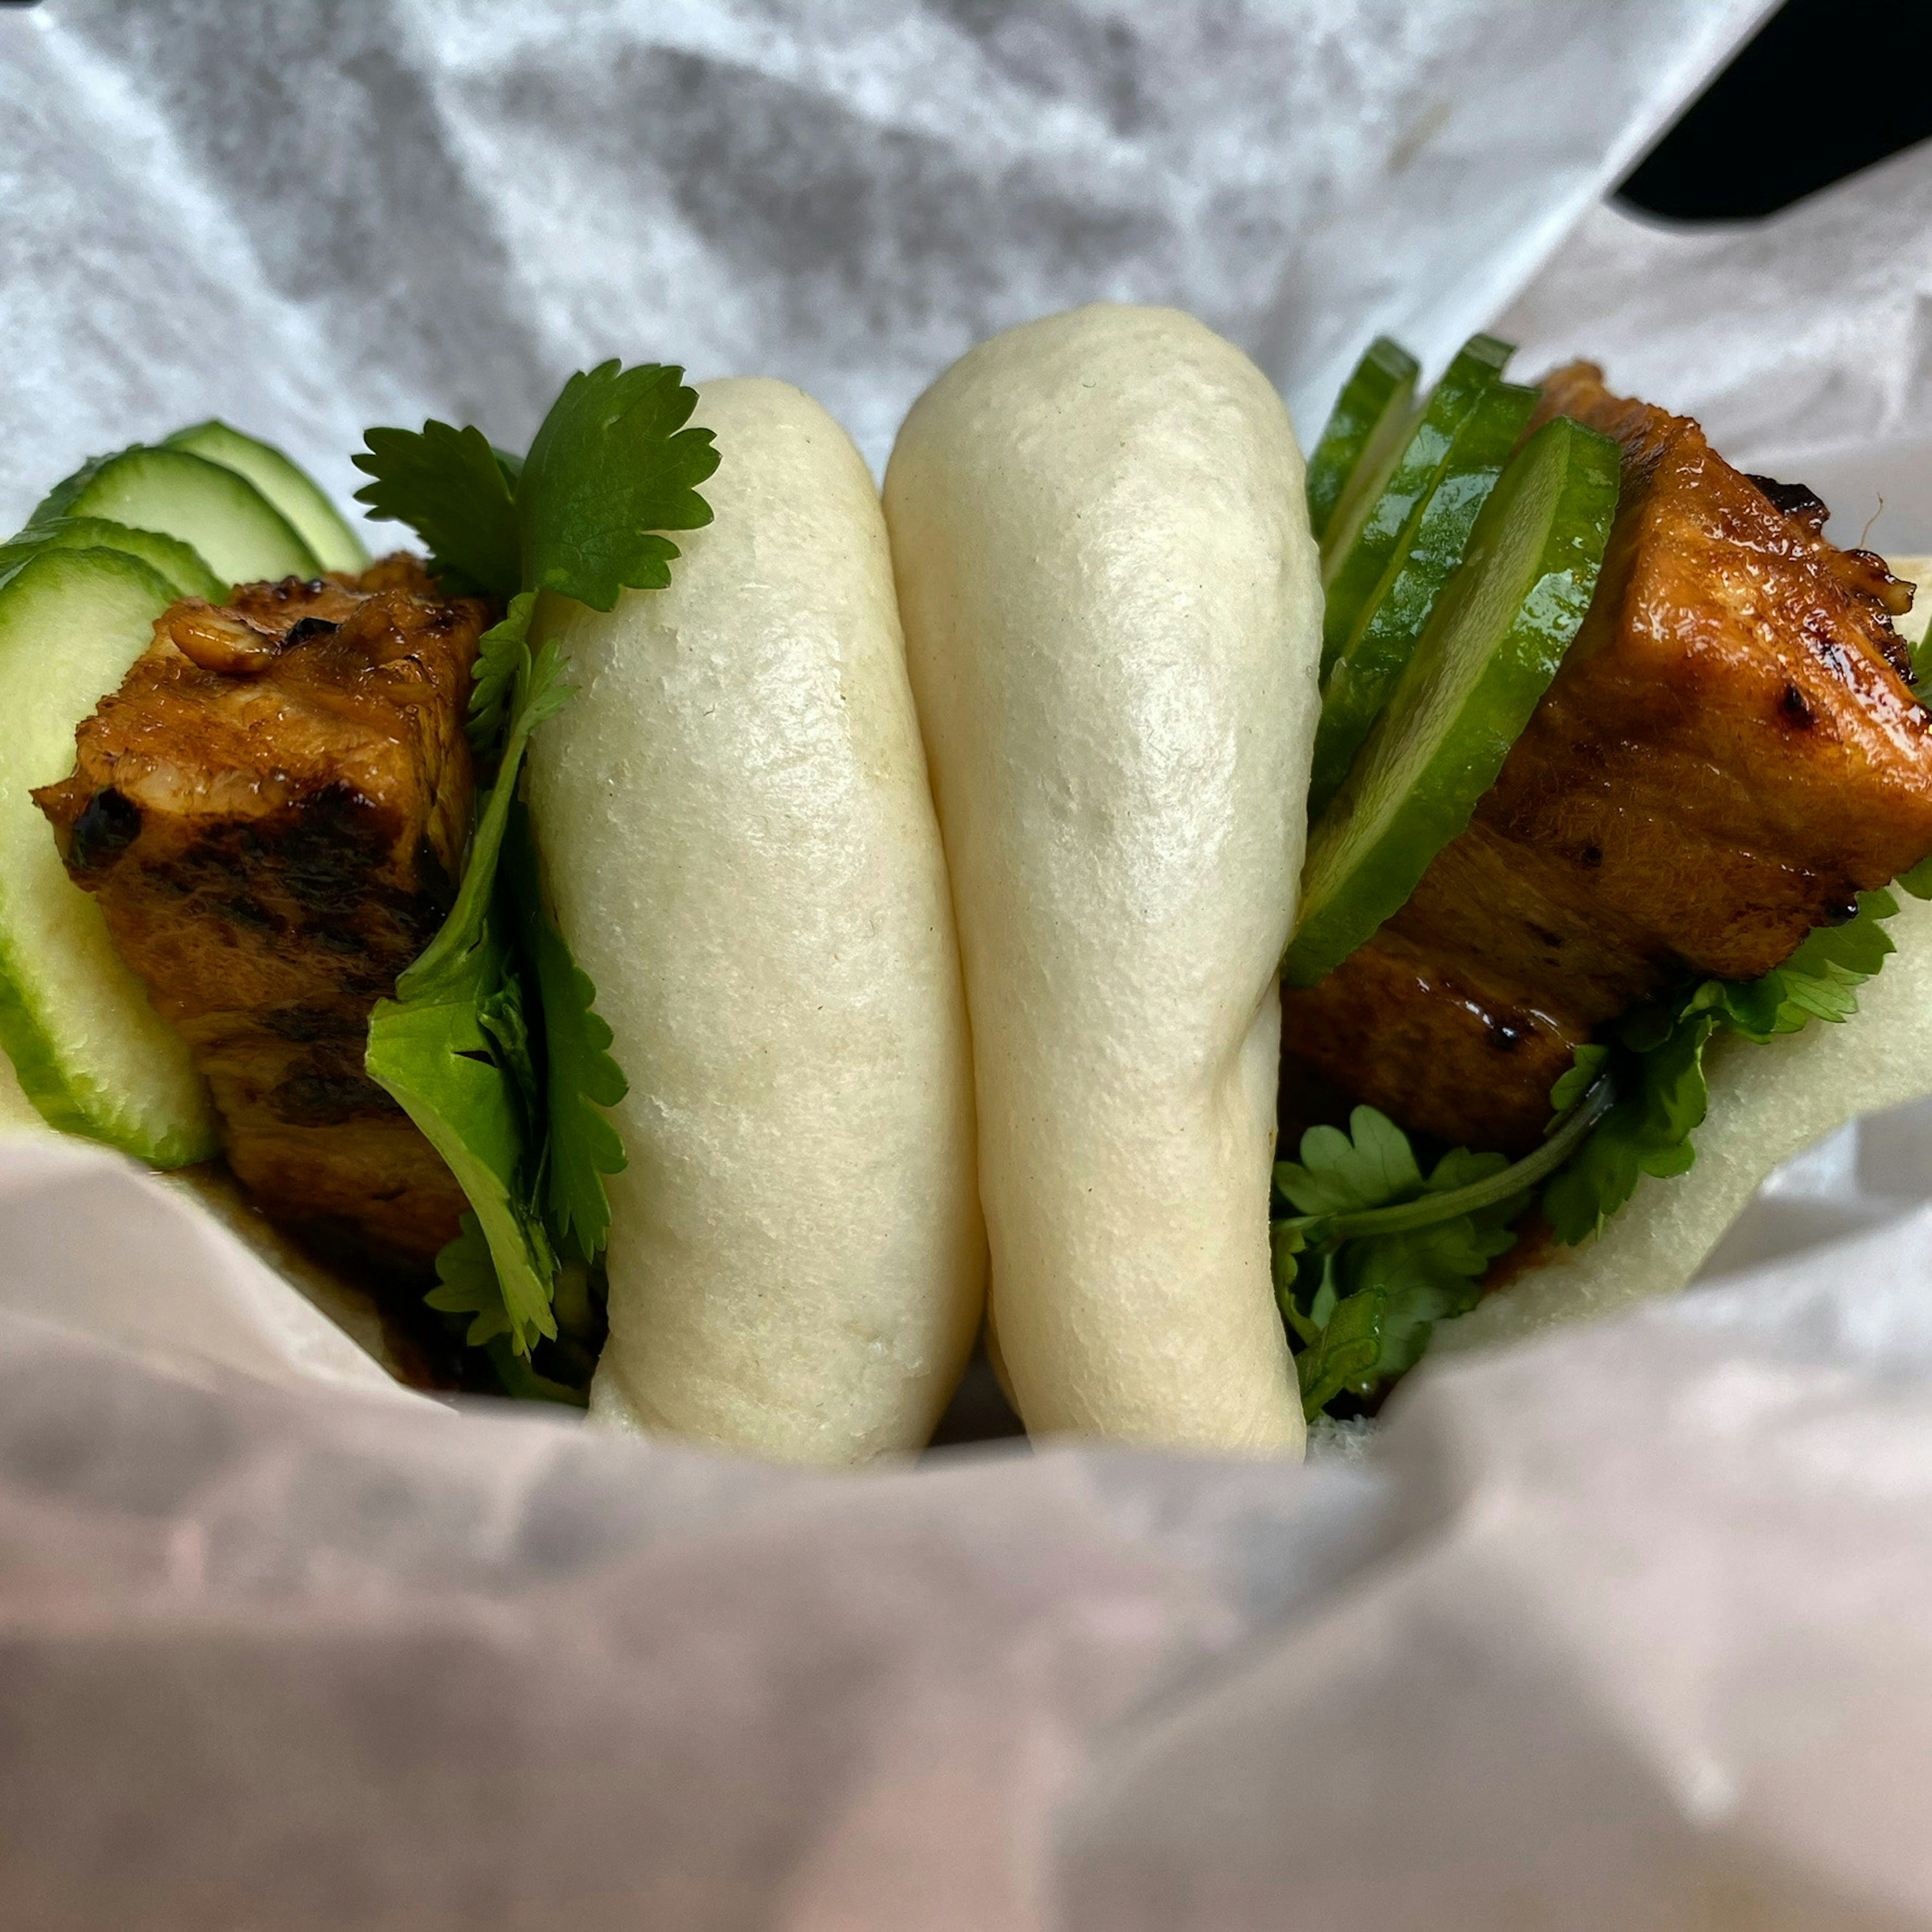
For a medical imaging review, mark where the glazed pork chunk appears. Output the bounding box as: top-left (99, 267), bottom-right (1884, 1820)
top-left (1282, 364), bottom-right (1932, 1156)
top-left (34, 556), bottom-right (482, 1269)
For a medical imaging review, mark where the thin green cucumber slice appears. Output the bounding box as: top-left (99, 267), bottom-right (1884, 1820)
top-left (0, 517), bottom-right (223, 601)
top-left (1319, 333), bottom-right (1514, 675)
top-left (1306, 379), bottom-right (1539, 817)
top-left (34, 445), bottom-right (321, 589)
top-left (1284, 415), bottom-right (1621, 990)
top-left (164, 420), bottom-right (370, 574)
top-left (1305, 337), bottom-right (1420, 547)
top-left (0, 547), bottom-right (219, 1166)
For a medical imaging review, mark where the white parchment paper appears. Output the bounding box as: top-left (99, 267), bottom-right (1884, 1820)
top-left (11, 4), bottom-right (1932, 1926)
top-left (1498, 132), bottom-right (1932, 554)
top-left (2, 0), bottom-right (1767, 493)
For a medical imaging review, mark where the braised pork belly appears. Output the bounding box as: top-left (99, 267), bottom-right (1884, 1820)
top-left (35, 556), bottom-right (483, 1269)
top-left (1282, 364), bottom-right (1932, 1156)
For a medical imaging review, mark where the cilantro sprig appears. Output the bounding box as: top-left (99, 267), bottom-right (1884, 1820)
top-left (352, 361), bottom-right (717, 613)
top-left (352, 423), bottom-right (523, 600)
top-left (517, 363), bottom-right (718, 608)
top-left (1274, 1088), bottom-right (1605, 1417)
top-left (358, 365), bottom-right (717, 1375)
top-left (364, 596), bottom-right (574, 1357)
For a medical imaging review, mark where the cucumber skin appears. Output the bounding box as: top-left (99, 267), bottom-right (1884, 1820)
top-left (1285, 419), bottom-right (1622, 989)
top-left (0, 548), bottom-right (220, 1167)
top-left (34, 450), bottom-right (127, 526)
top-left (1306, 382), bottom-right (1538, 818)
top-left (0, 962), bottom-right (215, 1170)
top-left (165, 420), bottom-right (371, 575)
top-left (1318, 334), bottom-right (1513, 676)
top-left (34, 445), bottom-right (321, 587)
top-left (0, 517), bottom-right (224, 602)
top-left (1306, 338), bottom-right (1420, 546)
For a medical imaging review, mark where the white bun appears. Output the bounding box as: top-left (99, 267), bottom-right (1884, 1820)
top-left (527, 377), bottom-right (984, 1465)
top-left (884, 305), bottom-right (1322, 1454)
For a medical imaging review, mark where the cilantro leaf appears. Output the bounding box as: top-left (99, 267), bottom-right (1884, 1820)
top-left (483, 1337), bottom-right (592, 1408)
top-left (352, 421), bottom-right (522, 600)
top-left (476, 956), bottom-right (538, 1123)
top-left (1279, 878), bottom-right (1921, 1418)
top-left (357, 364), bottom-right (717, 613)
top-left (424, 1225), bottom-right (591, 1404)
top-left (365, 921), bottom-right (558, 1353)
top-left (1275, 1105), bottom-right (1422, 1217)
top-left (364, 602), bottom-right (575, 1357)
top-left (468, 591), bottom-right (536, 757)
top-left (425, 1214), bottom-right (515, 1347)
top-left (390, 622), bottom-right (569, 1001)
top-left (502, 798), bottom-right (628, 1261)
top-left (1423, 1145), bottom-right (1511, 1194)
top-left (1283, 1198), bottom-right (1524, 1421)
top-left (1295, 1282), bottom-right (1386, 1416)
top-left (1549, 1042), bottom-right (1609, 1114)
top-left (1348, 1210), bottom-right (1522, 1383)
top-left (1787, 888), bottom-right (1899, 978)
top-left (1273, 1221), bottom-right (1319, 1344)
top-left (519, 361), bottom-right (719, 611)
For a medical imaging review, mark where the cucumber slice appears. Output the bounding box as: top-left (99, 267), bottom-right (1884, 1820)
top-left (0, 548), bottom-right (219, 1166)
top-left (1319, 333), bottom-right (1514, 676)
top-left (1284, 416), bottom-right (1621, 990)
top-left (0, 517), bottom-right (223, 602)
top-left (34, 446), bottom-right (321, 589)
top-left (1306, 380), bottom-right (1538, 817)
top-left (164, 420), bottom-right (370, 575)
top-left (1306, 337), bottom-right (1420, 547)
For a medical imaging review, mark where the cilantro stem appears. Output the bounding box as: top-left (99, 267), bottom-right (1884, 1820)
top-left (1317, 1077), bottom-right (1614, 1241)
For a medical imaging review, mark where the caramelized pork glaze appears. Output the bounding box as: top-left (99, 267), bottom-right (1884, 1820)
top-left (35, 556), bottom-right (482, 1269)
top-left (1282, 365), bottom-right (1932, 1155)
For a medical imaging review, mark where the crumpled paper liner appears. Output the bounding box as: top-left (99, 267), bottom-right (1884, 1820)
top-left (13, 2), bottom-right (1932, 1924)
top-left (1498, 134), bottom-right (1932, 554)
top-left (3, 1224), bottom-right (1928, 1929)
top-left (1, 0), bottom-right (1768, 495)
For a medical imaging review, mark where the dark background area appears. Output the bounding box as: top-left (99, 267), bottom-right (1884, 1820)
top-left (1619, 0), bottom-right (1932, 220)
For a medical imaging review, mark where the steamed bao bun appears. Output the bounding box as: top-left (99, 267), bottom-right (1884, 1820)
top-left (885, 305), bottom-right (1325, 1456)
top-left (527, 378), bottom-right (985, 1467)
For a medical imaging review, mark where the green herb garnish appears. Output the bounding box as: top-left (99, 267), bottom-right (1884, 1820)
top-left (1275, 1084), bottom-right (1609, 1419)
top-left (1280, 879), bottom-right (1921, 1420)
top-left (352, 421), bottom-right (523, 601)
top-left (1542, 884), bottom-right (1911, 1243)
top-left (364, 598), bottom-right (572, 1355)
top-left (356, 365), bottom-right (718, 1369)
